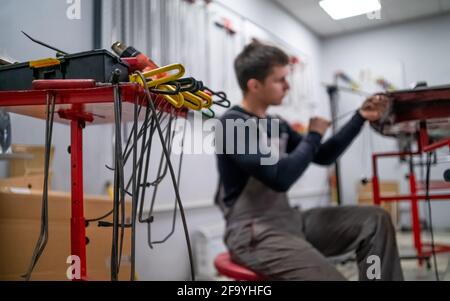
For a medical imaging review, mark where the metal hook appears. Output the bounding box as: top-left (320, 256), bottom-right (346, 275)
top-left (204, 87), bottom-right (231, 108)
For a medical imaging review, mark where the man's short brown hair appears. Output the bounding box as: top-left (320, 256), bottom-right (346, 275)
top-left (234, 41), bottom-right (289, 92)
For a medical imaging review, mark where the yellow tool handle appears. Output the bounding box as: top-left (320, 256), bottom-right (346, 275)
top-left (159, 85), bottom-right (185, 108)
top-left (29, 58), bottom-right (61, 68)
top-left (130, 64), bottom-right (185, 87)
top-left (182, 92), bottom-right (203, 111)
top-left (195, 90), bottom-right (213, 108)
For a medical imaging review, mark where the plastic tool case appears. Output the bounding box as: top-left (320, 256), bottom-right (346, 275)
top-left (0, 50), bottom-right (129, 91)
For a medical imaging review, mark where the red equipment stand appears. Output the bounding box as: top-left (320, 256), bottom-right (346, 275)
top-left (372, 122), bottom-right (450, 265)
top-left (70, 118), bottom-right (87, 279)
top-left (0, 81), bottom-right (186, 280)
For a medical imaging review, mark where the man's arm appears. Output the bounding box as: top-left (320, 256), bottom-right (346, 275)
top-left (314, 94), bottom-right (390, 165)
top-left (286, 94), bottom-right (389, 165)
top-left (285, 112), bottom-right (364, 165)
top-left (313, 111), bottom-right (365, 165)
top-left (222, 116), bottom-right (324, 192)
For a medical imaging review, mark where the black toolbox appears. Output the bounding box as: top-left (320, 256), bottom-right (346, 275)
top-left (0, 49), bottom-right (129, 91)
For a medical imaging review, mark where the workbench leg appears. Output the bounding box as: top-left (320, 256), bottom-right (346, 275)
top-left (409, 171), bottom-right (423, 266)
top-left (70, 120), bottom-right (87, 280)
top-left (372, 154), bottom-right (381, 205)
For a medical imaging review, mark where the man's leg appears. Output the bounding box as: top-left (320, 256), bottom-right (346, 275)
top-left (302, 206), bottom-right (404, 281)
top-left (230, 225), bottom-right (347, 281)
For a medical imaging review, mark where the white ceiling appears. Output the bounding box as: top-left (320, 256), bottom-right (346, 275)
top-left (274, 0), bottom-right (450, 37)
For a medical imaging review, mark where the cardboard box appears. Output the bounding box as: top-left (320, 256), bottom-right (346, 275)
top-left (0, 174), bottom-right (46, 190)
top-left (9, 144), bottom-right (54, 178)
top-left (358, 181), bottom-right (399, 227)
top-left (0, 188), bottom-right (132, 281)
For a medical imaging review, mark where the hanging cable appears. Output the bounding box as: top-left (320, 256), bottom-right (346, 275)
top-left (22, 92), bottom-right (55, 280)
top-left (151, 119), bottom-right (187, 245)
top-left (425, 151), bottom-right (440, 281)
top-left (137, 71), bottom-right (196, 281)
top-left (88, 107), bottom-right (166, 224)
top-left (130, 93), bottom-right (140, 281)
top-left (111, 80), bottom-right (127, 281)
top-left (145, 115), bottom-right (176, 249)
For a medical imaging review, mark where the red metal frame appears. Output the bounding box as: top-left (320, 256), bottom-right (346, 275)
top-left (372, 124), bottom-right (450, 265)
top-left (70, 119), bottom-right (87, 280)
top-left (0, 82), bottom-right (187, 280)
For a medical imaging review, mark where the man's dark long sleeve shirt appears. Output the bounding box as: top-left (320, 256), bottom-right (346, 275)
top-left (216, 105), bottom-right (366, 206)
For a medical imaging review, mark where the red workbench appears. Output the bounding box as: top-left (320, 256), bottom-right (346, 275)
top-left (0, 81), bottom-right (186, 280)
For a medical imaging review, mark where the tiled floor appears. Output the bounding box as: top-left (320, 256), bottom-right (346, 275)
top-left (398, 231), bottom-right (450, 281)
top-left (336, 231), bottom-right (450, 281)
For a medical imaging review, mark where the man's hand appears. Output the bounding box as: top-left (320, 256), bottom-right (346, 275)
top-left (359, 94), bottom-right (390, 122)
top-left (309, 117), bottom-right (330, 136)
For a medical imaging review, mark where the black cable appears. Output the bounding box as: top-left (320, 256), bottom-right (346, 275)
top-left (22, 93), bottom-right (55, 280)
top-left (146, 116), bottom-right (176, 248)
top-left (132, 103), bottom-right (156, 256)
top-left (111, 82), bottom-right (127, 280)
top-left (21, 31), bottom-right (68, 55)
top-left (118, 89), bottom-right (127, 280)
top-left (132, 104), bottom-right (153, 226)
top-left (425, 152), bottom-right (440, 281)
top-left (124, 115), bottom-right (172, 195)
top-left (115, 85), bottom-right (127, 280)
top-left (97, 79), bottom-right (194, 279)
top-left (121, 106), bottom-right (144, 158)
top-left (104, 109), bottom-right (164, 173)
top-left (105, 112), bottom-right (171, 215)
top-left (122, 110), bottom-right (166, 164)
top-left (114, 105), bottom-right (172, 227)
top-left (104, 89), bottom-right (182, 279)
top-left (111, 84), bottom-right (120, 280)
top-left (148, 117), bottom-right (175, 209)
top-left (86, 209), bottom-right (114, 223)
top-left (130, 94), bottom-right (140, 281)
top-left (137, 71), bottom-right (196, 281)
top-left (138, 113), bottom-right (160, 224)
top-left (111, 92), bottom-right (153, 280)
top-left (152, 119), bottom-right (187, 245)
top-left (133, 104), bottom-right (152, 210)
top-left (91, 112), bottom-right (164, 224)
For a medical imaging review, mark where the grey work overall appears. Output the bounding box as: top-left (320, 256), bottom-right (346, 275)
top-left (217, 115), bottom-right (404, 281)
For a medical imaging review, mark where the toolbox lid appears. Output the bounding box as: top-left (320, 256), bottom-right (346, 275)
top-left (0, 61), bottom-right (29, 71)
top-left (0, 49), bottom-right (126, 71)
top-left (61, 49), bottom-right (125, 64)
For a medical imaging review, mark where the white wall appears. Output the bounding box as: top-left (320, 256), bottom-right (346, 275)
top-left (0, 0), bottom-right (99, 192)
top-left (322, 14), bottom-right (450, 229)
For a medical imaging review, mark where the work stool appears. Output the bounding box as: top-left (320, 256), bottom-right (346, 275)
top-left (214, 252), bottom-right (266, 281)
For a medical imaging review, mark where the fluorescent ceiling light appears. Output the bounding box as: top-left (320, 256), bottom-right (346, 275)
top-left (319, 0), bottom-right (381, 20)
